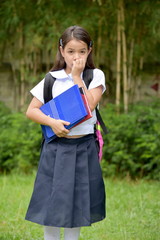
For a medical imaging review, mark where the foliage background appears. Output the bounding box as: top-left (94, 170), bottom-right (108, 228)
top-left (0, 0), bottom-right (160, 179)
top-left (0, 0), bottom-right (160, 110)
top-left (0, 99), bottom-right (160, 180)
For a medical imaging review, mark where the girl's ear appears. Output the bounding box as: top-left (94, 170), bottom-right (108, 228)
top-left (59, 46), bottom-right (64, 57)
top-left (88, 47), bottom-right (92, 56)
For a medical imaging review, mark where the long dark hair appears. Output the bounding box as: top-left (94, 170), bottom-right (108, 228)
top-left (51, 26), bottom-right (95, 71)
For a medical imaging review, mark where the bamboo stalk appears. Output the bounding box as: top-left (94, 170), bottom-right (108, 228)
top-left (19, 23), bottom-right (26, 110)
top-left (96, 17), bottom-right (102, 68)
top-left (137, 56), bottom-right (143, 102)
top-left (158, 78), bottom-right (160, 97)
top-left (120, 0), bottom-right (128, 113)
top-left (8, 51), bottom-right (19, 111)
top-left (128, 18), bottom-right (136, 103)
top-left (116, 0), bottom-right (122, 114)
top-left (128, 39), bottom-right (134, 94)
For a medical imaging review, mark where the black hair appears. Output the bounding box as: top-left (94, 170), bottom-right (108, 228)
top-left (51, 25), bottom-right (95, 71)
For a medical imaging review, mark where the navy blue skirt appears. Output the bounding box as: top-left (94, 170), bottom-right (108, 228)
top-left (25, 134), bottom-right (106, 228)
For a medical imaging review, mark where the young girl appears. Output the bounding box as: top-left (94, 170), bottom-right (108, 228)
top-left (25, 25), bottom-right (106, 240)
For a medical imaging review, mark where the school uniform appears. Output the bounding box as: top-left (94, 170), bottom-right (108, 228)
top-left (25, 68), bottom-right (106, 228)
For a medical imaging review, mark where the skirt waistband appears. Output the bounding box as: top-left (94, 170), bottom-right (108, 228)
top-left (52, 134), bottom-right (94, 145)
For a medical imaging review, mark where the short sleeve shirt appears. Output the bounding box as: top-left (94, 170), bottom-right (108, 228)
top-left (30, 68), bottom-right (106, 136)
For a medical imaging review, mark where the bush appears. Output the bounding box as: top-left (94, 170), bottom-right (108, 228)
top-left (0, 101), bottom-right (11, 116)
top-left (0, 102), bottom-right (42, 173)
top-left (0, 100), bottom-right (160, 180)
top-left (101, 100), bottom-right (160, 180)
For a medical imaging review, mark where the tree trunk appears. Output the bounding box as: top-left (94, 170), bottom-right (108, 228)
top-left (19, 24), bottom-right (26, 110)
top-left (0, 42), bottom-right (6, 64)
top-left (128, 39), bottom-right (134, 95)
top-left (158, 77), bottom-right (160, 97)
top-left (96, 17), bottom-right (102, 68)
top-left (128, 19), bottom-right (136, 103)
top-left (20, 58), bottom-right (25, 110)
top-left (33, 51), bottom-right (38, 77)
top-left (46, 49), bottom-right (50, 72)
top-left (8, 51), bottom-right (20, 111)
top-left (120, 0), bottom-right (128, 113)
top-left (137, 57), bottom-right (143, 102)
top-left (116, 0), bottom-right (122, 113)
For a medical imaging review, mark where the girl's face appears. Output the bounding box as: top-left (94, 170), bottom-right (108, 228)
top-left (60, 39), bottom-right (91, 74)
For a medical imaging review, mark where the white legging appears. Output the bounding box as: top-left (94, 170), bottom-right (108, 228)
top-left (44, 226), bottom-right (81, 240)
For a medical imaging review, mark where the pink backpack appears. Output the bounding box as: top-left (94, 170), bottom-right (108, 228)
top-left (96, 121), bottom-right (104, 161)
top-left (94, 109), bottom-right (108, 162)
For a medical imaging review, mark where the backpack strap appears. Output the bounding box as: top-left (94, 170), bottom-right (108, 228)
top-left (82, 68), bottom-right (93, 88)
top-left (43, 72), bottom-right (56, 104)
top-left (83, 69), bottom-right (108, 134)
top-left (95, 108), bottom-right (109, 134)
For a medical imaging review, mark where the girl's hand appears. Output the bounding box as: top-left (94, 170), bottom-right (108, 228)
top-left (26, 97), bottom-right (71, 137)
top-left (71, 58), bottom-right (85, 78)
top-left (50, 119), bottom-right (70, 137)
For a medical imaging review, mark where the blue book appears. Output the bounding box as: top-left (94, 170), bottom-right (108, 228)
top-left (40, 85), bottom-right (88, 142)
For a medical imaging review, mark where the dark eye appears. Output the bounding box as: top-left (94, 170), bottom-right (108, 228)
top-left (68, 50), bottom-right (73, 54)
top-left (80, 50), bottom-right (86, 54)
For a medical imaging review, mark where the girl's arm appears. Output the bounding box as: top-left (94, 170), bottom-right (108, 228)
top-left (72, 59), bottom-right (103, 111)
top-left (26, 97), bottom-right (70, 137)
top-left (73, 79), bottom-right (103, 111)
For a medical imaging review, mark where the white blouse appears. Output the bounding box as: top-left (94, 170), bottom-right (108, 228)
top-left (30, 68), bottom-right (106, 136)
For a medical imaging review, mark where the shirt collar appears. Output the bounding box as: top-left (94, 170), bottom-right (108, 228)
top-left (49, 69), bottom-right (69, 79)
top-left (49, 69), bottom-right (83, 80)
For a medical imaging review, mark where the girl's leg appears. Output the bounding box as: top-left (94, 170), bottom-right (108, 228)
top-left (44, 226), bottom-right (60, 240)
top-left (64, 227), bottom-right (81, 240)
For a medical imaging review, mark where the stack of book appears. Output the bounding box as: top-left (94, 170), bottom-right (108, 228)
top-left (40, 84), bottom-right (92, 142)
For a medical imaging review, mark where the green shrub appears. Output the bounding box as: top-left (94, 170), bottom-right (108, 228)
top-left (0, 103), bottom-right (42, 173)
top-left (101, 100), bottom-right (160, 180)
top-left (0, 101), bottom-right (11, 116)
top-left (0, 100), bottom-right (160, 179)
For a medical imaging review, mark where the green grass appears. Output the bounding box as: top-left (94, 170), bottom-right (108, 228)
top-left (0, 173), bottom-right (159, 240)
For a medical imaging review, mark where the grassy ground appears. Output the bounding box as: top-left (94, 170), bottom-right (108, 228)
top-left (0, 173), bottom-right (159, 240)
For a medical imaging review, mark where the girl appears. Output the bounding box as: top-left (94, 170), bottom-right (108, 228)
top-left (25, 25), bottom-right (106, 240)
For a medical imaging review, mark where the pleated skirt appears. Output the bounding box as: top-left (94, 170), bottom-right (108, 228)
top-left (25, 134), bottom-right (106, 228)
